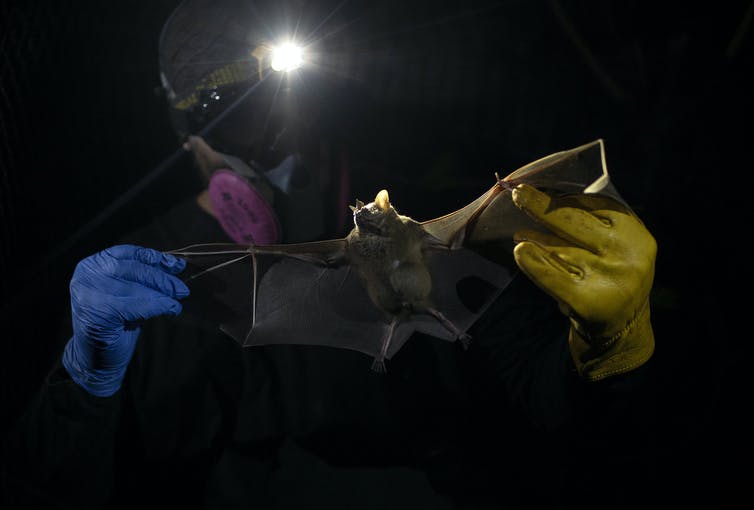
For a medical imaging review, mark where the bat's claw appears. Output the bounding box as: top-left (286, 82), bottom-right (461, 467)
top-left (494, 172), bottom-right (514, 192)
top-left (458, 333), bottom-right (472, 351)
top-left (371, 358), bottom-right (387, 373)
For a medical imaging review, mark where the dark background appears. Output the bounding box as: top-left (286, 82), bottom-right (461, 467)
top-left (1, 0), bottom-right (751, 506)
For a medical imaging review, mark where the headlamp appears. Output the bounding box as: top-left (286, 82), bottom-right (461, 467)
top-left (270, 42), bottom-right (304, 72)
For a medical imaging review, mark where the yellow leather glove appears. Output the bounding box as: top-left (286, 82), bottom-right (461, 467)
top-left (511, 184), bottom-right (656, 381)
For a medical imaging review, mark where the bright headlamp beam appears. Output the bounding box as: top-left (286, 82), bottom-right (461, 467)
top-left (271, 43), bottom-right (303, 72)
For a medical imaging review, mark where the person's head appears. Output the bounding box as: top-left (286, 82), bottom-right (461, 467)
top-left (158, 0), bottom-right (357, 243)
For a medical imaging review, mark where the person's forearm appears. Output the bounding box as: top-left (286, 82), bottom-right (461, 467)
top-left (3, 360), bottom-right (121, 508)
top-left (468, 271), bottom-right (650, 430)
top-left (466, 273), bottom-right (578, 429)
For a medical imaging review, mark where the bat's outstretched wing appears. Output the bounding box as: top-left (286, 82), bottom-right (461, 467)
top-left (421, 139), bottom-right (625, 254)
top-left (169, 240), bottom-right (511, 361)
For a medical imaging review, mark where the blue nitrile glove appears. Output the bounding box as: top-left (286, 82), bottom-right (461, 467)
top-left (62, 245), bottom-right (190, 397)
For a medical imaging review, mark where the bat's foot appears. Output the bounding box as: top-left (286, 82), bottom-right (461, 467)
top-left (458, 333), bottom-right (472, 351)
top-left (371, 358), bottom-right (387, 373)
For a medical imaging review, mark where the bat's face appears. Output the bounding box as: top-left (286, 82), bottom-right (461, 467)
top-left (350, 189), bottom-right (396, 235)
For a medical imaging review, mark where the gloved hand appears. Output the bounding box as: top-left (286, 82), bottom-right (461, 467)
top-left (511, 184), bottom-right (656, 381)
top-left (62, 245), bottom-right (190, 396)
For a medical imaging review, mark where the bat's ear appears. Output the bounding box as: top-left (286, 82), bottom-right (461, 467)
top-left (375, 189), bottom-right (391, 211)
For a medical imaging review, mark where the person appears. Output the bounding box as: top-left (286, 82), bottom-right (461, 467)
top-left (2, 1), bottom-right (658, 508)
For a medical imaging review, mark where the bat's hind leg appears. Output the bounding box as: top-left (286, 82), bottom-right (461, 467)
top-left (423, 306), bottom-right (472, 350)
top-left (371, 317), bottom-right (399, 373)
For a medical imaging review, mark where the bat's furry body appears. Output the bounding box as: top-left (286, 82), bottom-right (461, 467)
top-left (345, 190), bottom-right (466, 371)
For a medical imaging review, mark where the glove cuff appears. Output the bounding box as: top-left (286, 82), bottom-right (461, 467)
top-left (62, 337), bottom-right (127, 398)
top-left (568, 300), bottom-right (655, 381)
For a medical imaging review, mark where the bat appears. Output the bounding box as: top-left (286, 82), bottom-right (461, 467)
top-left (168, 139), bottom-right (625, 371)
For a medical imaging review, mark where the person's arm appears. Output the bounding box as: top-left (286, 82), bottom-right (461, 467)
top-left (469, 185), bottom-right (656, 430)
top-left (3, 245), bottom-right (189, 508)
top-left (468, 271), bottom-right (581, 430)
top-left (4, 361), bottom-right (123, 508)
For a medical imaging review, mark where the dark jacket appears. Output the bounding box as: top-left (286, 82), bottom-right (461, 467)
top-left (3, 197), bottom-right (651, 509)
